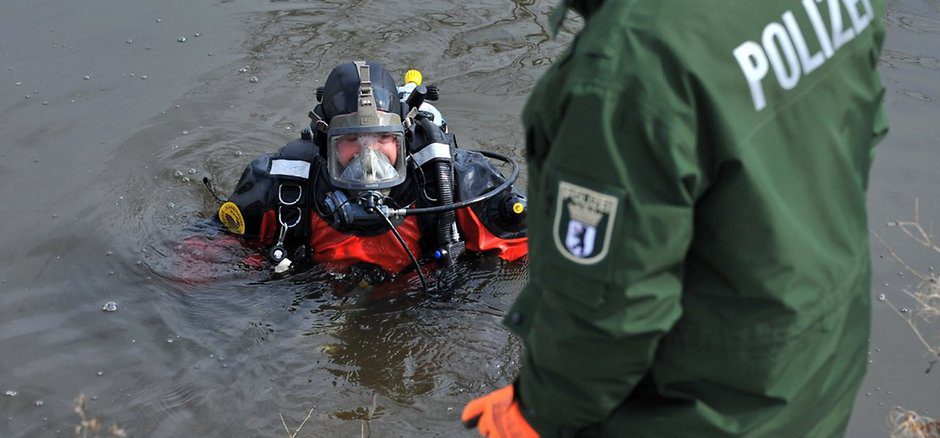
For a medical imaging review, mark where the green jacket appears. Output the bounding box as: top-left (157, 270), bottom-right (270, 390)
top-left (506, 0), bottom-right (888, 436)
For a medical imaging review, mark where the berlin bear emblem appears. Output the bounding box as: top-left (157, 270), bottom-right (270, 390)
top-left (553, 181), bottom-right (618, 265)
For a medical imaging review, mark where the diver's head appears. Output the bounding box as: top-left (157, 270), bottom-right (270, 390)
top-left (320, 61), bottom-right (406, 192)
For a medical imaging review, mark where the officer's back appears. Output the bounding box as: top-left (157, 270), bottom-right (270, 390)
top-left (514, 0), bottom-right (886, 436)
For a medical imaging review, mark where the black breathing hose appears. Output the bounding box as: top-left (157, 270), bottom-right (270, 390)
top-left (376, 208), bottom-right (431, 292)
top-left (394, 149), bottom-right (519, 216)
top-left (434, 160), bottom-right (456, 245)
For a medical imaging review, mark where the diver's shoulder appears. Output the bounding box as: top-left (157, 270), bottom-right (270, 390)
top-left (275, 137), bottom-right (319, 162)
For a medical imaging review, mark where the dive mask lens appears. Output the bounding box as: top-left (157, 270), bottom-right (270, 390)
top-left (327, 129), bottom-right (405, 190)
top-left (340, 142), bottom-right (399, 183)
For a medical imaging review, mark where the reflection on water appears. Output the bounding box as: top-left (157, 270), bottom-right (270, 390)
top-left (0, 0), bottom-right (936, 436)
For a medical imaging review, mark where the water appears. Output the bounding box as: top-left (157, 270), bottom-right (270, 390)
top-left (0, 0), bottom-right (936, 437)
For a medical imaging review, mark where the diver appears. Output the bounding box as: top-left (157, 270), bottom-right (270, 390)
top-left (211, 60), bottom-right (528, 289)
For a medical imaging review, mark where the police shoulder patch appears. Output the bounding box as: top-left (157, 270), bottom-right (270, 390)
top-left (553, 181), bottom-right (618, 265)
top-left (219, 201), bottom-right (245, 235)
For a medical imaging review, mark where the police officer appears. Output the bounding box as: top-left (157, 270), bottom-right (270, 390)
top-left (216, 61), bottom-right (528, 281)
top-left (462, 0), bottom-right (888, 436)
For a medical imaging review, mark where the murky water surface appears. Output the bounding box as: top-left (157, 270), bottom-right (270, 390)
top-left (0, 0), bottom-right (936, 436)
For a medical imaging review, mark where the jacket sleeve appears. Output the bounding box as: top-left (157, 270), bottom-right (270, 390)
top-left (504, 48), bottom-right (708, 434)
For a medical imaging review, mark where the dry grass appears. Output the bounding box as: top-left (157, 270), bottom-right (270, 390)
top-left (890, 407), bottom-right (940, 438)
top-left (277, 395), bottom-right (375, 438)
top-left (874, 200), bottom-right (940, 437)
top-left (872, 198), bottom-right (940, 372)
top-left (279, 407), bottom-right (315, 438)
top-left (73, 394), bottom-right (126, 438)
top-left (361, 393), bottom-right (377, 438)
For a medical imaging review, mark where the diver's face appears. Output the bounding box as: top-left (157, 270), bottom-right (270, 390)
top-left (336, 133), bottom-right (399, 167)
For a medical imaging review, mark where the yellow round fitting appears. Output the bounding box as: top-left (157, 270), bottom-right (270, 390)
top-left (512, 202), bottom-right (525, 215)
top-left (404, 69), bottom-right (423, 86)
top-left (219, 201), bottom-right (245, 235)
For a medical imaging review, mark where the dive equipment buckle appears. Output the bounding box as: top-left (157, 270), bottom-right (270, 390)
top-left (270, 183), bottom-right (304, 274)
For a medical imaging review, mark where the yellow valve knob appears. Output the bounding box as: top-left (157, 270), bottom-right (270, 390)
top-left (404, 69), bottom-right (423, 86)
top-left (512, 202), bottom-right (525, 215)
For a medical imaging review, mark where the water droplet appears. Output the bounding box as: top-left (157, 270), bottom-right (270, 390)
top-left (129, 73), bottom-right (135, 77)
top-left (140, 75), bottom-right (148, 80)
top-left (248, 76), bottom-right (258, 83)
top-left (884, 282), bottom-right (889, 287)
top-left (238, 66), bottom-right (249, 73)
top-left (177, 37), bottom-right (187, 43)
top-left (901, 307), bottom-right (909, 313)
top-left (898, 272), bottom-right (903, 277)
top-left (887, 390), bottom-right (893, 395)
top-left (102, 301), bottom-right (118, 312)
top-left (108, 271), bottom-right (115, 275)
top-left (166, 338), bottom-right (174, 343)
top-left (877, 293), bottom-right (886, 302)
top-left (25, 95), bottom-right (30, 99)
top-left (167, 202), bottom-right (176, 208)
top-left (83, 74), bottom-right (91, 80)
top-left (235, 151), bottom-right (242, 156)
top-left (70, 100), bottom-right (75, 103)
top-left (106, 251), bottom-right (113, 256)
top-left (194, 33), bottom-right (201, 37)
top-left (174, 105), bottom-right (180, 109)
top-left (181, 130), bottom-right (189, 135)
top-left (4, 390), bottom-right (16, 397)
top-left (156, 18), bottom-right (163, 23)
top-left (33, 158), bottom-right (39, 163)
top-left (145, 46), bottom-right (151, 50)
top-left (174, 170), bottom-right (183, 178)
top-left (96, 371), bottom-right (103, 376)
top-left (126, 39), bottom-right (133, 44)
top-left (91, 396), bottom-right (97, 401)
top-left (188, 168), bottom-right (196, 175)
top-left (194, 365), bottom-right (200, 369)
top-left (182, 177), bottom-right (190, 183)
top-left (15, 82), bottom-right (21, 86)
top-left (866, 392), bottom-right (871, 396)
top-left (35, 400), bottom-right (43, 407)
top-left (42, 101), bottom-right (48, 105)
top-left (208, 52), bottom-right (214, 56)
top-left (879, 253), bottom-right (884, 259)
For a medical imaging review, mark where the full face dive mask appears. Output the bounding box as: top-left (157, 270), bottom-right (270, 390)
top-left (325, 61), bottom-right (406, 191)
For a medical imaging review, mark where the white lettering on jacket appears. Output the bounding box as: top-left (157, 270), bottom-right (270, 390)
top-left (733, 0), bottom-right (874, 111)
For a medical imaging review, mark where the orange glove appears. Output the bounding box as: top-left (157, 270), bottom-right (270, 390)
top-left (461, 384), bottom-right (539, 438)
